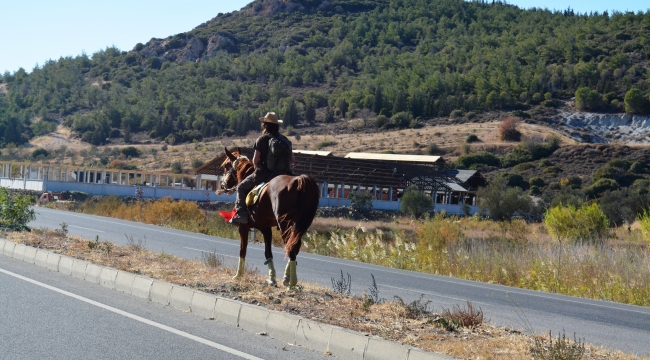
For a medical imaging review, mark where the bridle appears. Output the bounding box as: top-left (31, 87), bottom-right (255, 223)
top-left (218, 155), bottom-right (249, 195)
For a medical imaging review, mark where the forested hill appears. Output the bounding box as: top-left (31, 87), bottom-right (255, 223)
top-left (1, 0), bottom-right (650, 147)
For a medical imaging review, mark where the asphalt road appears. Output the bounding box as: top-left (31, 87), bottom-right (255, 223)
top-left (30, 207), bottom-right (650, 356)
top-left (0, 255), bottom-right (332, 360)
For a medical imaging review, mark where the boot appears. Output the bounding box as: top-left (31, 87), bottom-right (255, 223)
top-left (289, 260), bottom-right (298, 289)
top-left (265, 258), bottom-right (277, 286)
top-left (230, 209), bottom-right (249, 224)
top-left (233, 257), bottom-right (245, 279)
top-left (282, 261), bottom-right (291, 287)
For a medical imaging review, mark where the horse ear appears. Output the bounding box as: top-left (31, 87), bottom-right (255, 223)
top-left (224, 147), bottom-right (237, 162)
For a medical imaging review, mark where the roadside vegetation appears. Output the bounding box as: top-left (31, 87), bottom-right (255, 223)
top-left (4, 228), bottom-right (643, 360)
top-left (43, 189), bottom-right (650, 308)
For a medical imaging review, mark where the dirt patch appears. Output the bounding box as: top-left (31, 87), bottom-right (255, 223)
top-left (29, 125), bottom-right (85, 151)
top-left (6, 230), bottom-right (642, 360)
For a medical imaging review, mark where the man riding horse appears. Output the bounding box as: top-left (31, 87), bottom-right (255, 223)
top-left (231, 112), bottom-right (295, 224)
top-left (219, 112), bottom-right (318, 288)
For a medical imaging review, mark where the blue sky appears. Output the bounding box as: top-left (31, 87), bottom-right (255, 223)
top-left (2, 0), bottom-right (649, 74)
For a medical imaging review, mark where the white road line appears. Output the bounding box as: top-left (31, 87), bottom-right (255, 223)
top-left (37, 207), bottom-right (650, 316)
top-left (183, 247), bottom-right (239, 259)
top-left (68, 225), bottom-right (105, 233)
top-left (0, 267), bottom-right (263, 360)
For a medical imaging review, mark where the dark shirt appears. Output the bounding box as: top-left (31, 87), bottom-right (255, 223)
top-left (253, 134), bottom-right (271, 171)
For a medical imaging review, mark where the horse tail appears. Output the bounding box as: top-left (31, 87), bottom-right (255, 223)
top-left (284, 175), bottom-right (320, 257)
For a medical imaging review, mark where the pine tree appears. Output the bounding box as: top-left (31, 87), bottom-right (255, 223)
top-left (372, 87), bottom-right (383, 115)
top-left (393, 91), bottom-right (407, 114)
top-left (284, 97), bottom-right (299, 126)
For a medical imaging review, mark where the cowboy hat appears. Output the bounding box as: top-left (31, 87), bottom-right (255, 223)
top-left (259, 112), bottom-right (283, 124)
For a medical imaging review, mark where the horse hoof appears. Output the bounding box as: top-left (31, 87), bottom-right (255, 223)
top-left (267, 279), bottom-right (277, 287)
top-left (282, 276), bottom-right (290, 287)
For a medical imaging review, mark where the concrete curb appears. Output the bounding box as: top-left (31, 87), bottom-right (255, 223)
top-left (0, 241), bottom-right (456, 360)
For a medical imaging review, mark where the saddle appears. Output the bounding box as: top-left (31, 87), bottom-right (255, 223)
top-left (246, 182), bottom-right (269, 206)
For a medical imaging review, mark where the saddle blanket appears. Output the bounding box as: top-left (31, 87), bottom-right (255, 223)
top-left (246, 182), bottom-right (269, 206)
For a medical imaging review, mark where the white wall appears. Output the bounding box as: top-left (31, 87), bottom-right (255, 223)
top-left (0, 178), bottom-right (44, 191)
top-left (0, 178), bottom-right (480, 215)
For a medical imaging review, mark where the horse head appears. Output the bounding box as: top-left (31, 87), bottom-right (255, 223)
top-left (220, 147), bottom-right (253, 190)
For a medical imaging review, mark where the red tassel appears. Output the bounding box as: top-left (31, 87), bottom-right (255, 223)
top-left (218, 206), bottom-right (236, 222)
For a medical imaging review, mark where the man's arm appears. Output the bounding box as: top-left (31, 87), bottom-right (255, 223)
top-left (290, 151), bottom-right (295, 165)
top-left (253, 150), bottom-right (261, 167)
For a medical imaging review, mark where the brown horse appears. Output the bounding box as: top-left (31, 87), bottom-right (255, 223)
top-left (218, 148), bottom-right (320, 288)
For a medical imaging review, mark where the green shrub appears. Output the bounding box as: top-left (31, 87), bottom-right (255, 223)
top-left (171, 161), bottom-right (183, 174)
top-left (583, 178), bottom-right (619, 198)
top-left (477, 177), bottom-right (532, 221)
top-left (391, 112), bottom-right (412, 129)
top-left (400, 185), bottom-right (433, 219)
top-left (575, 87), bottom-right (602, 111)
top-left (121, 146), bottom-right (141, 158)
top-left (425, 143), bottom-right (445, 156)
top-left (466, 134), bottom-right (479, 143)
top-left (629, 161), bottom-right (646, 174)
top-left (455, 152), bottom-right (500, 169)
top-left (501, 137), bottom-right (560, 167)
top-left (560, 176), bottom-right (582, 189)
top-left (450, 109), bottom-right (463, 118)
top-left (543, 166), bottom-right (562, 174)
top-left (529, 185), bottom-right (541, 195)
top-left (316, 140), bottom-right (337, 149)
top-left (375, 115), bottom-right (389, 128)
top-left (32, 148), bottom-right (49, 159)
top-left (598, 190), bottom-right (650, 227)
top-left (544, 203), bottom-right (611, 244)
top-left (0, 188), bottom-right (35, 231)
top-left (624, 88), bottom-right (650, 114)
top-left (494, 172), bottom-right (527, 189)
top-left (514, 162), bottom-right (535, 171)
top-left (191, 159), bottom-right (205, 169)
top-left (348, 192), bottom-right (374, 211)
top-left (539, 159), bottom-right (553, 167)
top-left (529, 177), bottom-right (545, 187)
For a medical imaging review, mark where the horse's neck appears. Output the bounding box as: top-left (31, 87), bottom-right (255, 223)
top-left (237, 163), bottom-right (255, 183)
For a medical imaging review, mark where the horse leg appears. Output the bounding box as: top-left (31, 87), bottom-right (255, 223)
top-left (234, 225), bottom-right (250, 280)
top-left (259, 227), bottom-right (277, 286)
top-left (279, 220), bottom-right (302, 289)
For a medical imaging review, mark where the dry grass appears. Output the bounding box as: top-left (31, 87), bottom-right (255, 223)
top-left (55, 197), bottom-right (650, 307)
top-left (6, 229), bottom-right (646, 360)
top-left (27, 120), bottom-right (574, 173)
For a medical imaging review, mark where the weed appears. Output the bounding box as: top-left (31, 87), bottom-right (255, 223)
top-left (531, 330), bottom-right (585, 360)
top-left (366, 274), bottom-right (383, 305)
top-left (331, 270), bottom-right (352, 295)
top-left (102, 241), bottom-right (113, 255)
top-left (437, 317), bottom-right (460, 332)
top-left (393, 294), bottom-right (431, 319)
top-left (125, 234), bottom-right (146, 252)
top-left (56, 222), bottom-right (69, 237)
top-left (441, 301), bottom-right (484, 328)
top-left (88, 235), bottom-right (101, 250)
top-left (201, 249), bottom-right (223, 268)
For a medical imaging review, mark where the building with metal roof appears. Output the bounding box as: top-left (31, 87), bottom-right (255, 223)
top-left (194, 148), bottom-right (484, 209)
